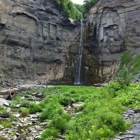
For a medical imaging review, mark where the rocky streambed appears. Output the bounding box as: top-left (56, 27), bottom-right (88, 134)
top-left (0, 85), bottom-right (84, 140)
top-left (112, 109), bottom-right (140, 140)
top-left (0, 85), bottom-right (47, 140)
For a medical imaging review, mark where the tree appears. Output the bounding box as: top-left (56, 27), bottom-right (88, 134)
top-left (84, 0), bottom-right (99, 13)
top-left (55, 0), bottom-right (82, 20)
top-left (116, 65), bottom-right (132, 88)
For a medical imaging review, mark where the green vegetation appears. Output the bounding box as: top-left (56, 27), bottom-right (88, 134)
top-left (54, 0), bottom-right (99, 19)
top-left (20, 83), bottom-right (140, 140)
top-left (0, 120), bottom-right (12, 128)
top-left (120, 50), bottom-right (140, 76)
top-left (84, 0), bottom-right (99, 13)
top-left (10, 95), bottom-right (29, 108)
top-left (0, 106), bottom-right (15, 128)
top-left (0, 105), bottom-right (7, 114)
top-left (2, 77), bottom-right (140, 139)
top-left (29, 103), bottom-right (42, 114)
top-left (75, 4), bottom-right (86, 15)
top-left (19, 107), bottom-right (30, 117)
top-left (116, 65), bottom-right (132, 88)
top-left (55, 0), bottom-right (82, 19)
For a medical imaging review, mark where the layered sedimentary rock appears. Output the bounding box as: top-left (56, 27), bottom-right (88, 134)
top-left (0, 0), bottom-right (80, 86)
top-left (1, 0), bottom-right (140, 86)
top-left (83, 0), bottom-right (140, 84)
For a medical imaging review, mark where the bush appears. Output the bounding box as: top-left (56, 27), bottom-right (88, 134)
top-left (55, 0), bottom-right (82, 20)
top-left (116, 66), bottom-right (131, 88)
top-left (41, 128), bottom-right (58, 140)
top-left (40, 102), bottom-right (63, 120)
top-left (49, 115), bottom-right (67, 134)
top-left (58, 95), bottom-right (71, 106)
top-left (1, 120), bottom-right (11, 128)
top-left (29, 103), bottom-right (42, 114)
top-left (19, 108), bottom-right (29, 117)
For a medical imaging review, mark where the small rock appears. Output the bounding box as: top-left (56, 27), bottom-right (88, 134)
top-left (0, 113), bottom-right (10, 118)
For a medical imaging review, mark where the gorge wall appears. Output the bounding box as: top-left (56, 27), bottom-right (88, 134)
top-left (83, 0), bottom-right (140, 84)
top-left (0, 0), bottom-right (81, 86)
top-left (0, 0), bottom-right (140, 86)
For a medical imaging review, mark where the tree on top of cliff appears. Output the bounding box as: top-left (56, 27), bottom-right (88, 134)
top-left (55, 0), bottom-right (82, 20)
top-left (84, 0), bottom-right (99, 13)
top-left (75, 4), bottom-right (86, 15)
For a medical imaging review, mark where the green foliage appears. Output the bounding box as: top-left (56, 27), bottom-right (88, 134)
top-left (41, 128), bottom-right (58, 140)
top-left (10, 96), bottom-right (29, 108)
top-left (9, 84), bottom-right (140, 140)
top-left (58, 94), bottom-right (71, 106)
top-left (116, 66), bottom-right (132, 88)
top-left (107, 82), bottom-right (122, 97)
top-left (120, 50), bottom-right (133, 67)
top-left (40, 102), bottom-right (63, 120)
top-left (54, 0), bottom-right (99, 19)
top-left (49, 114), bottom-right (67, 134)
top-left (29, 103), bottom-right (42, 114)
top-left (75, 4), bottom-right (86, 15)
top-left (84, 0), bottom-right (99, 13)
top-left (129, 53), bottom-right (140, 75)
top-left (19, 107), bottom-right (29, 117)
top-left (0, 120), bottom-right (11, 128)
top-left (0, 106), bottom-right (7, 114)
top-left (116, 84), bottom-right (140, 109)
top-left (120, 50), bottom-right (140, 77)
top-left (55, 0), bottom-right (82, 19)
top-left (0, 73), bottom-right (4, 78)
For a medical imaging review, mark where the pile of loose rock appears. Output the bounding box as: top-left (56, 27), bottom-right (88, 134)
top-left (0, 112), bottom-right (46, 140)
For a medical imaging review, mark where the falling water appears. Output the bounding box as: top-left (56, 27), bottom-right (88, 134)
top-left (74, 20), bottom-right (84, 85)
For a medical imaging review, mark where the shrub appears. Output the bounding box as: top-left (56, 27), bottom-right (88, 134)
top-left (29, 103), bottom-right (42, 114)
top-left (49, 115), bottom-right (67, 134)
top-left (116, 66), bottom-right (131, 88)
top-left (41, 128), bottom-right (58, 140)
top-left (0, 120), bottom-right (11, 128)
top-left (10, 96), bottom-right (29, 108)
top-left (55, 0), bottom-right (82, 20)
top-left (19, 108), bottom-right (29, 117)
top-left (0, 106), bottom-right (7, 114)
top-left (40, 102), bottom-right (63, 120)
top-left (58, 96), bottom-right (71, 106)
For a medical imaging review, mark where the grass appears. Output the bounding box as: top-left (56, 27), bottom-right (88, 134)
top-left (1, 83), bottom-right (140, 139)
top-left (19, 108), bottom-right (30, 117)
top-left (0, 120), bottom-right (12, 128)
top-left (24, 84), bottom-right (140, 140)
top-left (0, 106), bottom-right (7, 114)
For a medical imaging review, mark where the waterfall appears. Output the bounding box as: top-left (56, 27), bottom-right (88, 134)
top-left (74, 20), bottom-right (84, 85)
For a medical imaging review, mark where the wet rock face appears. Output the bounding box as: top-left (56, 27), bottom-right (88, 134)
top-left (84, 0), bottom-right (140, 84)
top-left (0, 0), bottom-right (79, 86)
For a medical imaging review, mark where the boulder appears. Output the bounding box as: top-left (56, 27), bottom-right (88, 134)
top-left (0, 98), bottom-right (11, 106)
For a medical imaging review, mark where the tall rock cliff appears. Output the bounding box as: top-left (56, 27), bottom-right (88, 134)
top-left (0, 0), bottom-right (80, 86)
top-left (1, 0), bottom-right (140, 86)
top-left (83, 0), bottom-right (140, 84)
